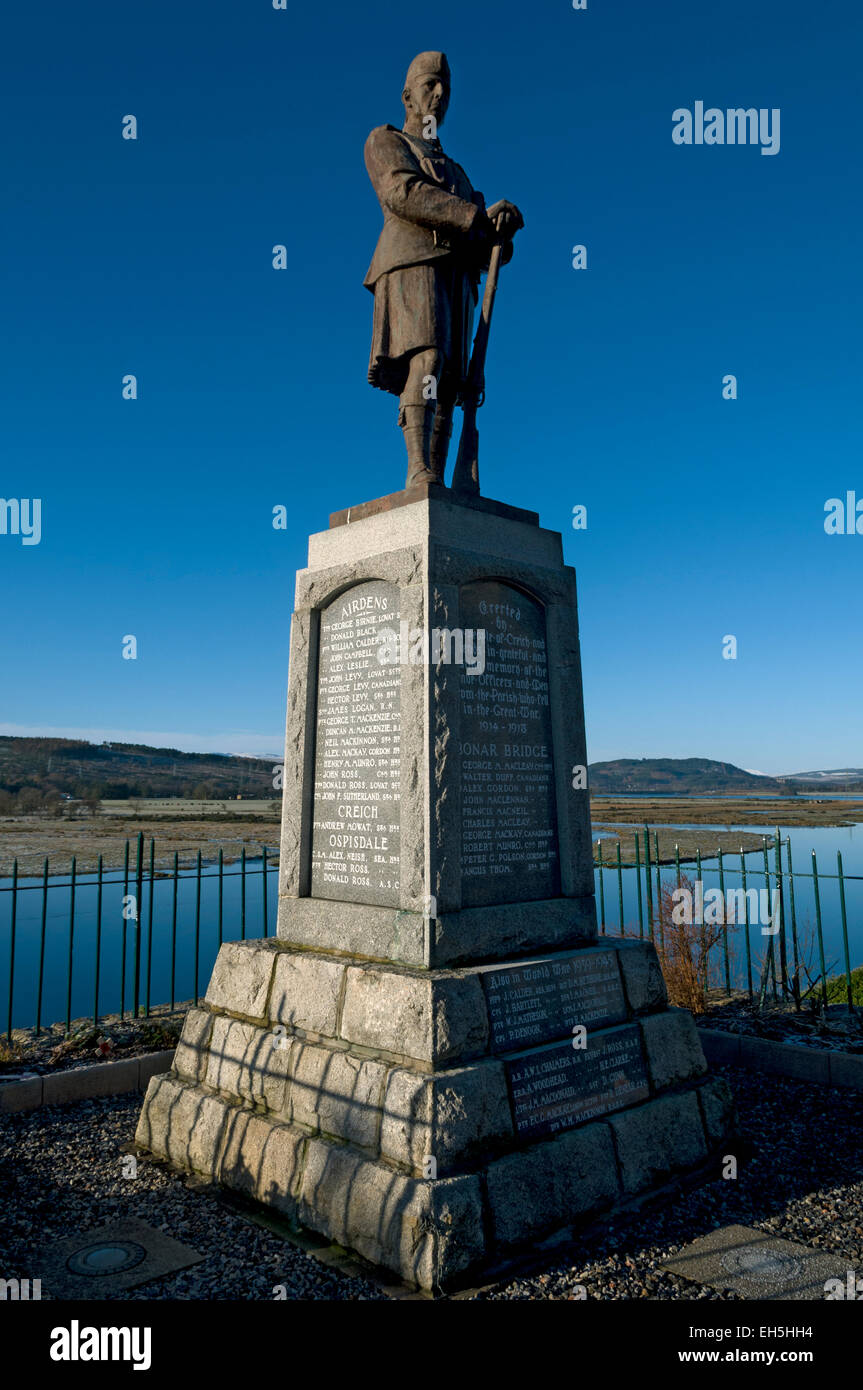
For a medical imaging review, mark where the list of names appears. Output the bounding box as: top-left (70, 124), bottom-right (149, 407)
top-left (459, 581), bottom-right (560, 906)
top-left (311, 581), bottom-right (401, 906)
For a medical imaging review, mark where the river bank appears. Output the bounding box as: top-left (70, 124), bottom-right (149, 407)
top-left (3, 794), bottom-right (863, 879)
top-left (0, 816), bottom-right (278, 876)
top-left (591, 797), bottom-right (863, 828)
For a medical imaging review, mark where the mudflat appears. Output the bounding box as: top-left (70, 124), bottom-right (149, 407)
top-left (591, 796), bottom-right (863, 829)
top-left (0, 814), bottom-right (279, 876)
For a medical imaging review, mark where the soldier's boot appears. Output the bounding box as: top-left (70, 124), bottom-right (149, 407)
top-left (400, 403), bottom-right (437, 488)
top-left (429, 405), bottom-right (453, 484)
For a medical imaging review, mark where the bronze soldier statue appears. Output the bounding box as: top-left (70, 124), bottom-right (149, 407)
top-left (364, 52), bottom-right (523, 489)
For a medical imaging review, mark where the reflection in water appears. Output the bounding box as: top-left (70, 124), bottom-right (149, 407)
top-left (0, 856), bottom-right (277, 1031)
top-left (593, 822), bottom-right (863, 989)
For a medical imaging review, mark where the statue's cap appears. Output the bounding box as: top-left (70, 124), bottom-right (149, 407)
top-left (404, 51), bottom-right (450, 90)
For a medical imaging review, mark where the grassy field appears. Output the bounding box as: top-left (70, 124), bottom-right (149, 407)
top-left (3, 795), bottom-right (862, 877)
top-left (0, 813), bottom-right (280, 875)
top-left (590, 796), bottom-right (863, 829)
top-left (594, 825), bottom-right (775, 866)
top-left (100, 798), bottom-right (280, 818)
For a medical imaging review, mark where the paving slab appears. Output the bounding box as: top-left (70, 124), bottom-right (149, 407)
top-left (662, 1223), bottom-right (849, 1300)
top-left (26, 1215), bottom-right (204, 1299)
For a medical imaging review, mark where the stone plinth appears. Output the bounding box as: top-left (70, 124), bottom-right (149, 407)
top-left (137, 935), bottom-right (735, 1289)
top-left (277, 492), bottom-right (596, 968)
top-left (136, 490), bottom-right (736, 1290)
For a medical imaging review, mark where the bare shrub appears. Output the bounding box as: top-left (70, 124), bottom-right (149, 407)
top-left (620, 874), bottom-right (725, 1014)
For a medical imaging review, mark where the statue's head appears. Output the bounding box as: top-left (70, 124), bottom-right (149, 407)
top-left (402, 51), bottom-right (450, 133)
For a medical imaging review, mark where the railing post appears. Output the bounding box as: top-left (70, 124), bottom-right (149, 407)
top-left (786, 839), bottom-right (800, 1009)
top-left (194, 850), bottom-right (202, 1007)
top-left (643, 825), bottom-right (654, 939)
top-left (6, 860), bottom-right (18, 1043)
top-left (262, 845), bottom-right (269, 938)
top-left (66, 856), bottom-right (77, 1035)
top-left (811, 850), bottom-right (828, 1011)
top-left (774, 829), bottom-right (788, 1000)
top-left (837, 850), bottom-right (853, 1013)
top-left (93, 854), bottom-right (103, 1027)
top-left (718, 846), bottom-right (730, 995)
top-left (36, 857), bottom-right (48, 1035)
top-left (241, 847), bottom-right (247, 941)
top-left (133, 832), bottom-right (143, 1019)
top-left (634, 832), bottom-right (644, 938)
top-left (740, 848), bottom-right (753, 1001)
top-left (145, 837), bottom-right (155, 1017)
top-left (120, 838), bottom-right (130, 1021)
top-left (616, 840), bottom-right (624, 932)
top-left (653, 830), bottom-right (664, 950)
top-left (762, 840), bottom-right (777, 1001)
top-left (695, 847), bottom-right (705, 989)
top-left (170, 851), bottom-right (179, 1012)
top-left (597, 838), bottom-right (606, 934)
top-left (218, 848), bottom-right (224, 946)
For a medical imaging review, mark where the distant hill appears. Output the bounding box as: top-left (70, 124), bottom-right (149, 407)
top-left (777, 768), bottom-right (863, 792)
top-left (588, 758), bottom-right (793, 796)
top-left (6, 738), bottom-right (858, 807)
top-left (0, 736), bottom-right (278, 803)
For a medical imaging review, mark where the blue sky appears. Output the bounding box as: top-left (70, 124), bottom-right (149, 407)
top-left (2, 0), bottom-right (861, 774)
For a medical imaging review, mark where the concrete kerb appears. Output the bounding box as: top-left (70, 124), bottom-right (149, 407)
top-left (6, 1031), bottom-right (860, 1113)
top-left (0, 1049), bottom-right (175, 1114)
top-left (699, 1028), bottom-right (863, 1090)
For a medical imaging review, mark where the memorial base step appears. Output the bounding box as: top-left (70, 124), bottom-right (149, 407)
top-left (135, 936), bottom-right (737, 1290)
top-left (137, 1071), bottom-right (732, 1291)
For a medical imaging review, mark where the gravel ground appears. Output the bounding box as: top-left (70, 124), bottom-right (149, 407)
top-left (480, 1065), bottom-right (863, 1300)
top-left (697, 995), bottom-right (863, 1052)
top-left (1, 1064), bottom-right (861, 1301)
top-left (0, 1093), bottom-right (387, 1300)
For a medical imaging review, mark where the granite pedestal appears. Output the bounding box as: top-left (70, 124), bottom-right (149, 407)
top-left (137, 490), bottom-right (735, 1290)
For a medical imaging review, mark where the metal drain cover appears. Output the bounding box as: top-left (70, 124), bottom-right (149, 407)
top-left (26, 1218), bottom-right (204, 1298)
top-left (662, 1224), bottom-right (848, 1301)
top-left (67, 1240), bottom-right (148, 1277)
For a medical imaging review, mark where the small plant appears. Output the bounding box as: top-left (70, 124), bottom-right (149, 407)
top-left (138, 1018), bottom-right (182, 1050)
top-left (0, 1039), bottom-right (24, 1070)
top-left (824, 965), bottom-right (863, 1007)
top-left (622, 874), bottom-right (726, 1014)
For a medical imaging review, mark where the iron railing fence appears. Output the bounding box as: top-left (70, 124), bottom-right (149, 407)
top-left (594, 824), bottom-right (860, 1010)
top-left (1, 833), bottom-right (277, 1038)
top-left (1, 824), bottom-right (860, 1038)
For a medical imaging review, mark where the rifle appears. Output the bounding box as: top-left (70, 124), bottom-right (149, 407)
top-left (451, 239), bottom-right (504, 496)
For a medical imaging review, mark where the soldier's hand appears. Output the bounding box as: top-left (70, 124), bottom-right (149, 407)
top-left (464, 206), bottom-right (496, 254)
top-left (486, 200), bottom-right (524, 239)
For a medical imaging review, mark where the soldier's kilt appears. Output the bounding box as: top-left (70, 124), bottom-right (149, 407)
top-left (367, 257), bottom-right (476, 400)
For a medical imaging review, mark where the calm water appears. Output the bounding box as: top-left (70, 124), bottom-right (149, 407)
top-left (593, 821), bottom-right (863, 991)
top-left (594, 793), bottom-right (863, 801)
top-left (0, 855), bottom-right (278, 1032)
top-left (2, 820), bottom-right (861, 1030)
